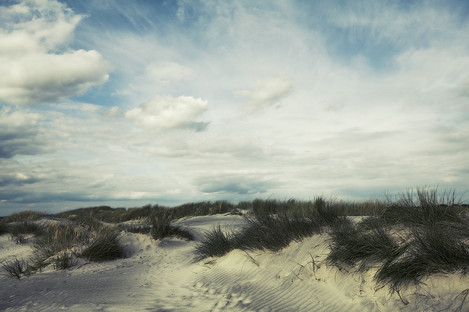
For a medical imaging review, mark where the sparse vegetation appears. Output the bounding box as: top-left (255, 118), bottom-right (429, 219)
top-left (2, 258), bottom-right (31, 279)
top-left (31, 223), bottom-right (90, 269)
top-left (195, 197), bottom-right (341, 259)
top-left (2, 187), bottom-right (468, 298)
top-left (7, 221), bottom-right (44, 244)
top-left (2, 210), bottom-right (46, 223)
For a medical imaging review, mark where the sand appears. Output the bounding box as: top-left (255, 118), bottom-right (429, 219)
top-left (1, 214), bottom-right (469, 311)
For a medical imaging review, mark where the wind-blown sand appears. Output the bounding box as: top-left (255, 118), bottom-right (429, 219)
top-left (1, 214), bottom-right (469, 311)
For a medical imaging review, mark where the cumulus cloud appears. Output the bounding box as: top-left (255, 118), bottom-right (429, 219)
top-left (0, 0), bottom-right (112, 105)
top-left (125, 95), bottom-right (208, 131)
top-left (0, 106), bottom-right (48, 158)
top-left (236, 76), bottom-right (294, 111)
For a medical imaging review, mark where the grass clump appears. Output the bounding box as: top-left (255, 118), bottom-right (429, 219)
top-left (375, 224), bottom-right (469, 292)
top-left (2, 258), bottom-right (32, 279)
top-left (7, 221), bottom-right (44, 244)
top-left (82, 227), bottom-right (123, 261)
top-left (31, 223), bottom-right (90, 270)
top-left (150, 212), bottom-right (194, 241)
top-left (232, 213), bottom-right (321, 252)
top-left (195, 226), bottom-right (233, 260)
top-left (381, 187), bottom-right (466, 227)
top-left (327, 217), bottom-right (403, 272)
top-left (326, 187), bottom-right (469, 294)
top-left (31, 222), bottom-right (124, 270)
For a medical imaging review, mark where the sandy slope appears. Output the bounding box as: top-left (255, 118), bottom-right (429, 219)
top-left (1, 214), bottom-right (469, 311)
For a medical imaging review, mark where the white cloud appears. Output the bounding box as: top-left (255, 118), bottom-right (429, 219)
top-left (0, 106), bottom-right (49, 158)
top-left (0, 0), bottom-right (112, 105)
top-left (145, 61), bottom-right (194, 83)
top-left (2, 0), bottom-right (469, 214)
top-left (235, 76), bottom-right (294, 111)
top-left (125, 95), bottom-right (208, 131)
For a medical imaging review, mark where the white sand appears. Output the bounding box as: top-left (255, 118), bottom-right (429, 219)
top-left (1, 214), bottom-right (469, 311)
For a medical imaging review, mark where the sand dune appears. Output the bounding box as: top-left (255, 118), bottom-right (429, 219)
top-left (1, 214), bottom-right (469, 311)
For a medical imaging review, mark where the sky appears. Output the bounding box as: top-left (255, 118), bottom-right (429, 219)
top-left (0, 0), bottom-right (468, 215)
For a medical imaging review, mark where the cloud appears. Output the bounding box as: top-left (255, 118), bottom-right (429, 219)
top-left (1, 0), bottom-right (469, 214)
top-left (0, 173), bottom-right (40, 187)
top-left (197, 174), bottom-right (276, 195)
top-left (236, 76), bottom-right (294, 111)
top-left (0, 0), bottom-right (112, 105)
top-left (0, 106), bottom-right (48, 158)
top-left (125, 95), bottom-right (208, 131)
top-left (145, 61), bottom-right (194, 83)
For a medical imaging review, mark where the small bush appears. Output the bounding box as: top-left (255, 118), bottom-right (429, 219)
top-left (81, 227), bottom-right (123, 261)
top-left (2, 258), bottom-right (31, 279)
top-left (195, 226), bottom-right (233, 260)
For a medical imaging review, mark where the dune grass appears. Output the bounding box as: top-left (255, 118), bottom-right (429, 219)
top-left (193, 188), bottom-right (469, 294)
top-left (326, 188), bottom-right (469, 293)
top-left (195, 197), bottom-right (341, 259)
top-left (3, 187), bottom-right (468, 295)
top-left (82, 226), bottom-right (123, 261)
top-left (194, 226), bottom-right (233, 260)
top-left (1, 258), bottom-right (32, 279)
top-left (7, 221), bottom-right (44, 244)
top-left (149, 211), bottom-right (194, 241)
top-left (2, 210), bottom-right (46, 223)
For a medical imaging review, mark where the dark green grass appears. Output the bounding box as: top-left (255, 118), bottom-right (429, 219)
top-left (327, 188), bottom-right (469, 293)
top-left (82, 227), bottom-right (123, 261)
top-left (381, 187), bottom-right (467, 227)
top-left (194, 226), bottom-right (233, 260)
top-left (195, 197), bottom-right (340, 259)
top-left (327, 217), bottom-right (403, 272)
top-left (150, 212), bottom-right (194, 241)
top-left (375, 224), bottom-right (469, 292)
top-left (231, 213), bottom-right (322, 252)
